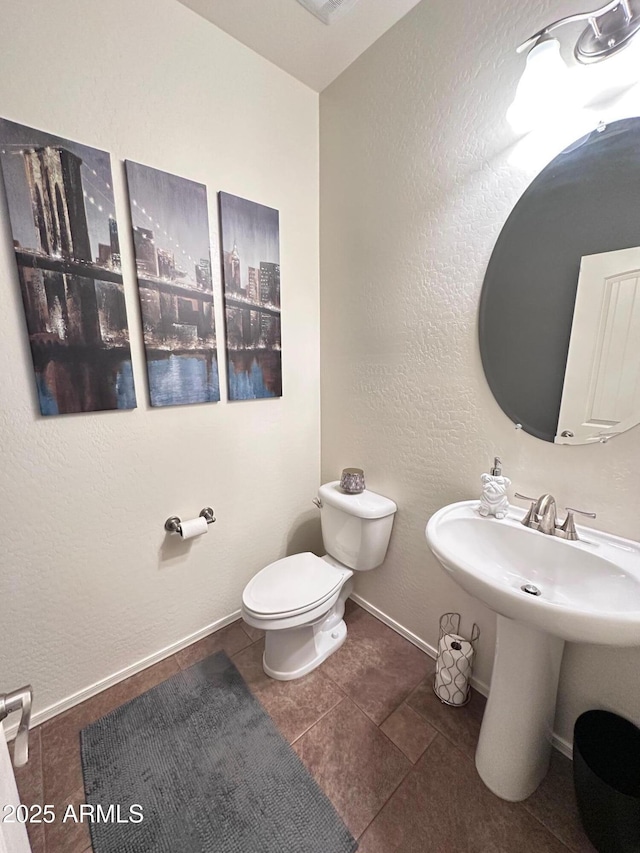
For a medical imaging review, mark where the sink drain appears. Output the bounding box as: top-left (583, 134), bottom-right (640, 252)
top-left (521, 583), bottom-right (542, 596)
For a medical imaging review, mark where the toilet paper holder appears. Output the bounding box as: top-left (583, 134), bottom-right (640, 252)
top-left (433, 613), bottom-right (480, 708)
top-left (165, 507), bottom-right (216, 535)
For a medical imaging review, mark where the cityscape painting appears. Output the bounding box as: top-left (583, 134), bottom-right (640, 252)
top-left (125, 162), bottom-right (219, 406)
top-left (218, 192), bottom-right (282, 400)
top-left (0, 118), bottom-right (136, 415)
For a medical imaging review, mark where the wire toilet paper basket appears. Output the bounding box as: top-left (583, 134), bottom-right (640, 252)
top-left (433, 613), bottom-right (480, 707)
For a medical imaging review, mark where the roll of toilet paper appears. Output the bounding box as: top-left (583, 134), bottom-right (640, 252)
top-left (434, 633), bottom-right (475, 706)
top-left (179, 516), bottom-right (209, 540)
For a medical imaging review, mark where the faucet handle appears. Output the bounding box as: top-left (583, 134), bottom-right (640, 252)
top-left (560, 508), bottom-right (596, 541)
top-left (560, 512), bottom-right (578, 540)
top-left (564, 507), bottom-right (597, 518)
top-left (514, 492), bottom-right (537, 502)
top-left (514, 494), bottom-right (538, 528)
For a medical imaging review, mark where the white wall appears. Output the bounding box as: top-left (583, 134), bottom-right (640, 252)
top-left (320, 0), bottom-right (640, 745)
top-left (0, 0), bottom-right (319, 719)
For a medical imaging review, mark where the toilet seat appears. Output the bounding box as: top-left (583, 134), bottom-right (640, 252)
top-left (242, 552), bottom-right (350, 620)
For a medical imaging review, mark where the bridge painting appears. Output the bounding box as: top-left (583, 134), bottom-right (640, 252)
top-left (125, 161), bottom-right (219, 407)
top-left (0, 118), bottom-right (136, 414)
top-left (219, 192), bottom-right (282, 400)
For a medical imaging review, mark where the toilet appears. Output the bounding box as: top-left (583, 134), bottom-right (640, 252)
top-left (242, 480), bottom-right (397, 680)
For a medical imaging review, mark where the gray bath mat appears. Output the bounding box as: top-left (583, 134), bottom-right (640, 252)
top-left (81, 651), bottom-right (357, 853)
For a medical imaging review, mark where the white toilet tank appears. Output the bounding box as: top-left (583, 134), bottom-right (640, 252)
top-left (318, 481), bottom-right (397, 571)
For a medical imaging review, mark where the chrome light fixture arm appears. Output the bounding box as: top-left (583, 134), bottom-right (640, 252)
top-left (517, 0), bottom-right (639, 62)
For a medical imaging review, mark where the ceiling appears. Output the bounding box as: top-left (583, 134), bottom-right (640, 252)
top-left (178, 0), bottom-right (423, 91)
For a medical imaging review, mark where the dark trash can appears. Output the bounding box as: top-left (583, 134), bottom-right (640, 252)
top-left (574, 710), bottom-right (640, 853)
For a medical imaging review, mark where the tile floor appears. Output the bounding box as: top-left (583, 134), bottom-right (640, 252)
top-left (11, 601), bottom-right (596, 852)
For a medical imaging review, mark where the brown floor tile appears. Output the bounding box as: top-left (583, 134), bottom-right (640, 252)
top-left (25, 815), bottom-right (46, 853)
top-left (524, 750), bottom-right (596, 852)
top-left (41, 721), bottom-right (85, 810)
top-left (320, 604), bottom-right (433, 725)
top-left (41, 655), bottom-right (180, 804)
top-left (358, 734), bottom-right (570, 853)
top-left (232, 640), bottom-right (343, 743)
top-left (406, 674), bottom-right (486, 760)
top-left (10, 727), bottom-right (45, 853)
top-left (175, 620), bottom-right (252, 669)
top-left (293, 698), bottom-right (411, 838)
top-left (344, 598), bottom-right (359, 616)
top-left (380, 702), bottom-right (438, 764)
top-left (240, 621), bottom-right (265, 643)
top-left (44, 783), bottom-right (92, 853)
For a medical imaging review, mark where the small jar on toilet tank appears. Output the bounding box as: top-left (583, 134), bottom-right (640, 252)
top-left (340, 468), bottom-right (365, 494)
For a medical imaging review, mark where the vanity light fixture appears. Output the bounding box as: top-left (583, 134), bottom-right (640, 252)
top-left (508, 0), bottom-right (640, 132)
top-left (519, 0), bottom-right (640, 65)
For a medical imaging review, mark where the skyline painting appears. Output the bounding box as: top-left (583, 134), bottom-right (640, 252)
top-left (0, 118), bottom-right (136, 415)
top-left (125, 161), bottom-right (219, 406)
top-left (219, 192), bottom-right (282, 400)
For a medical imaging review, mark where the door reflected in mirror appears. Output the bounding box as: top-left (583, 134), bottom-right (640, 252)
top-left (557, 247), bottom-right (640, 444)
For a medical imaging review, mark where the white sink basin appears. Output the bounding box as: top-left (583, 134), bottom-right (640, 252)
top-left (425, 500), bottom-right (640, 803)
top-left (426, 500), bottom-right (640, 646)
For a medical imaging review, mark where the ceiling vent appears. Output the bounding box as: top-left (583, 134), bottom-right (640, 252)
top-left (296, 0), bottom-right (362, 25)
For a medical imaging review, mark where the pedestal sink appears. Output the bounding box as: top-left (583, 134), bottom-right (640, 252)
top-left (426, 500), bottom-right (640, 801)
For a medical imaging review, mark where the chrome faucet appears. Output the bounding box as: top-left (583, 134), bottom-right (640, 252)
top-left (535, 494), bottom-right (557, 535)
top-left (514, 493), bottom-right (596, 541)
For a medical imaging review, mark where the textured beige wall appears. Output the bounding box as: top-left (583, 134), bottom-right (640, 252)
top-left (320, 0), bottom-right (640, 745)
top-left (0, 0), bottom-right (319, 718)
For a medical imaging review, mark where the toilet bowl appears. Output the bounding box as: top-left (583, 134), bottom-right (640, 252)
top-left (242, 481), bottom-right (397, 680)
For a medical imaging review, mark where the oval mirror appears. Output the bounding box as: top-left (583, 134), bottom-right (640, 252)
top-left (479, 117), bottom-right (640, 444)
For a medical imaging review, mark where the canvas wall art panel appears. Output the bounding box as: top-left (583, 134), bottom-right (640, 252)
top-left (125, 162), bottom-right (219, 407)
top-left (0, 118), bottom-right (136, 415)
top-left (218, 192), bottom-right (282, 400)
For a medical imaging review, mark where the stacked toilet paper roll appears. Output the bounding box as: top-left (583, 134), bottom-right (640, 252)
top-left (434, 632), bottom-right (475, 706)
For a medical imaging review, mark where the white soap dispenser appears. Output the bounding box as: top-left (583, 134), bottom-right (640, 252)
top-left (479, 457), bottom-right (511, 519)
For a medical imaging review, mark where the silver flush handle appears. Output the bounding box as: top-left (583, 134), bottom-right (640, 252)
top-left (312, 497), bottom-right (322, 509)
top-left (0, 685), bottom-right (32, 767)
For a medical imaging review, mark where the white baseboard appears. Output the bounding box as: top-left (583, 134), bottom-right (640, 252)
top-left (3, 610), bottom-right (242, 741)
top-left (551, 733), bottom-right (573, 760)
top-left (349, 593), bottom-right (573, 761)
top-left (351, 594), bottom-right (439, 652)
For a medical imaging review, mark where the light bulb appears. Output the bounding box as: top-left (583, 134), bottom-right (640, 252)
top-left (507, 38), bottom-right (571, 134)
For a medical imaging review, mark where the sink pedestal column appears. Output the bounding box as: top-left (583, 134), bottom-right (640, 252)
top-left (475, 615), bottom-right (565, 801)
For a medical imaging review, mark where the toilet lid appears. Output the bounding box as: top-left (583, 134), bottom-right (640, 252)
top-left (242, 552), bottom-right (349, 617)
